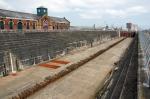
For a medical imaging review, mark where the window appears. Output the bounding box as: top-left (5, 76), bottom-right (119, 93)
top-left (0, 21), bottom-right (4, 30)
top-left (33, 22), bottom-right (36, 29)
top-left (38, 9), bottom-right (40, 13)
top-left (9, 20), bottom-right (14, 29)
top-left (26, 22), bottom-right (30, 29)
top-left (17, 21), bottom-right (23, 30)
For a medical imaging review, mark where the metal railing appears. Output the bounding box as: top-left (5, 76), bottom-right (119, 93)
top-left (0, 29), bottom-right (118, 33)
top-left (0, 29), bottom-right (69, 33)
top-left (139, 31), bottom-right (150, 87)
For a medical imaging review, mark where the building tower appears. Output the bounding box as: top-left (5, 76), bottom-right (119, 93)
top-left (37, 6), bottom-right (48, 17)
top-left (126, 23), bottom-right (132, 31)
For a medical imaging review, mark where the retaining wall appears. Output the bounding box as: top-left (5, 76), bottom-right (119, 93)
top-left (0, 31), bottom-right (118, 76)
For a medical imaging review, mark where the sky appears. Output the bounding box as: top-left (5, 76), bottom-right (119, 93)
top-left (0, 0), bottom-right (150, 29)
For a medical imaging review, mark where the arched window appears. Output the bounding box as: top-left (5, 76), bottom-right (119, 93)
top-left (9, 20), bottom-right (14, 29)
top-left (0, 21), bottom-right (4, 30)
top-left (57, 25), bottom-right (59, 29)
top-left (33, 22), bottom-right (36, 29)
top-left (26, 22), bottom-right (30, 29)
top-left (17, 21), bottom-right (23, 30)
top-left (43, 19), bottom-right (48, 30)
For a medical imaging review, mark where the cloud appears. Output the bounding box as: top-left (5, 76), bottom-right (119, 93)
top-left (74, 0), bottom-right (149, 19)
top-left (0, 0), bottom-right (149, 20)
top-left (106, 9), bottom-right (126, 18)
top-left (32, 0), bottom-right (70, 13)
top-left (106, 6), bottom-right (148, 18)
top-left (79, 10), bottom-right (102, 19)
top-left (0, 0), bottom-right (14, 10)
top-left (127, 6), bottom-right (148, 14)
top-left (71, 0), bottom-right (128, 19)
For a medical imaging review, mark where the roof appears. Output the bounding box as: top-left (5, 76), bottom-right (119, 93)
top-left (37, 6), bottom-right (47, 9)
top-left (50, 16), bottom-right (70, 23)
top-left (0, 9), bottom-right (38, 20)
top-left (0, 9), bottom-right (70, 23)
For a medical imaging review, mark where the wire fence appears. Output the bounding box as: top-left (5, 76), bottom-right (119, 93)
top-left (139, 31), bottom-right (150, 87)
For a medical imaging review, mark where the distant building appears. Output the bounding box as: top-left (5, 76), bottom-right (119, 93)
top-left (0, 6), bottom-right (70, 31)
top-left (126, 23), bottom-right (138, 32)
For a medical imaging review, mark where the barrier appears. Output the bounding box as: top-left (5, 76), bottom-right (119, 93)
top-left (139, 32), bottom-right (150, 87)
top-left (0, 29), bottom-right (117, 33)
top-left (0, 30), bottom-right (119, 76)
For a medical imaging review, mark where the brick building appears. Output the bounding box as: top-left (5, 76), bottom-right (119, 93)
top-left (0, 6), bottom-right (70, 31)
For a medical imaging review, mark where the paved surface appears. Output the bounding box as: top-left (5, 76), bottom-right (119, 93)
top-left (0, 38), bottom-right (122, 99)
top-left (28, 38), bottom-right (132, 99)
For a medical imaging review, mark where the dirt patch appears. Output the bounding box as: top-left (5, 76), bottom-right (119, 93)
top-left (39, 63), bottom-right (60, 69)
top-left (51, 60), bottom-right (70, 64)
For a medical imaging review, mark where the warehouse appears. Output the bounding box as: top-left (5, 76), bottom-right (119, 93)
top-left (0, 6), bottom-right (70, 31)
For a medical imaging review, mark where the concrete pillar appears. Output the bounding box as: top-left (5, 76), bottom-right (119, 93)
top-left (33, 57), bottom-right (36, 65)
top-left (48, 53), bottom-right (51, 60)
top-left (19, 60), bottom-right (24, 70)
top-left (3, 51), bottom-right (9, 75)
top-left (9, 52), bottom-right (16, 73)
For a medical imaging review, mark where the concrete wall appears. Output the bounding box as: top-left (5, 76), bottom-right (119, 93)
top-left (0, 31), bottom-right (118, 76)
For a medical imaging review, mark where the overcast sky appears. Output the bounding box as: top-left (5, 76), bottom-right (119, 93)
top-left (0, 0), bottom-right (149, 28)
